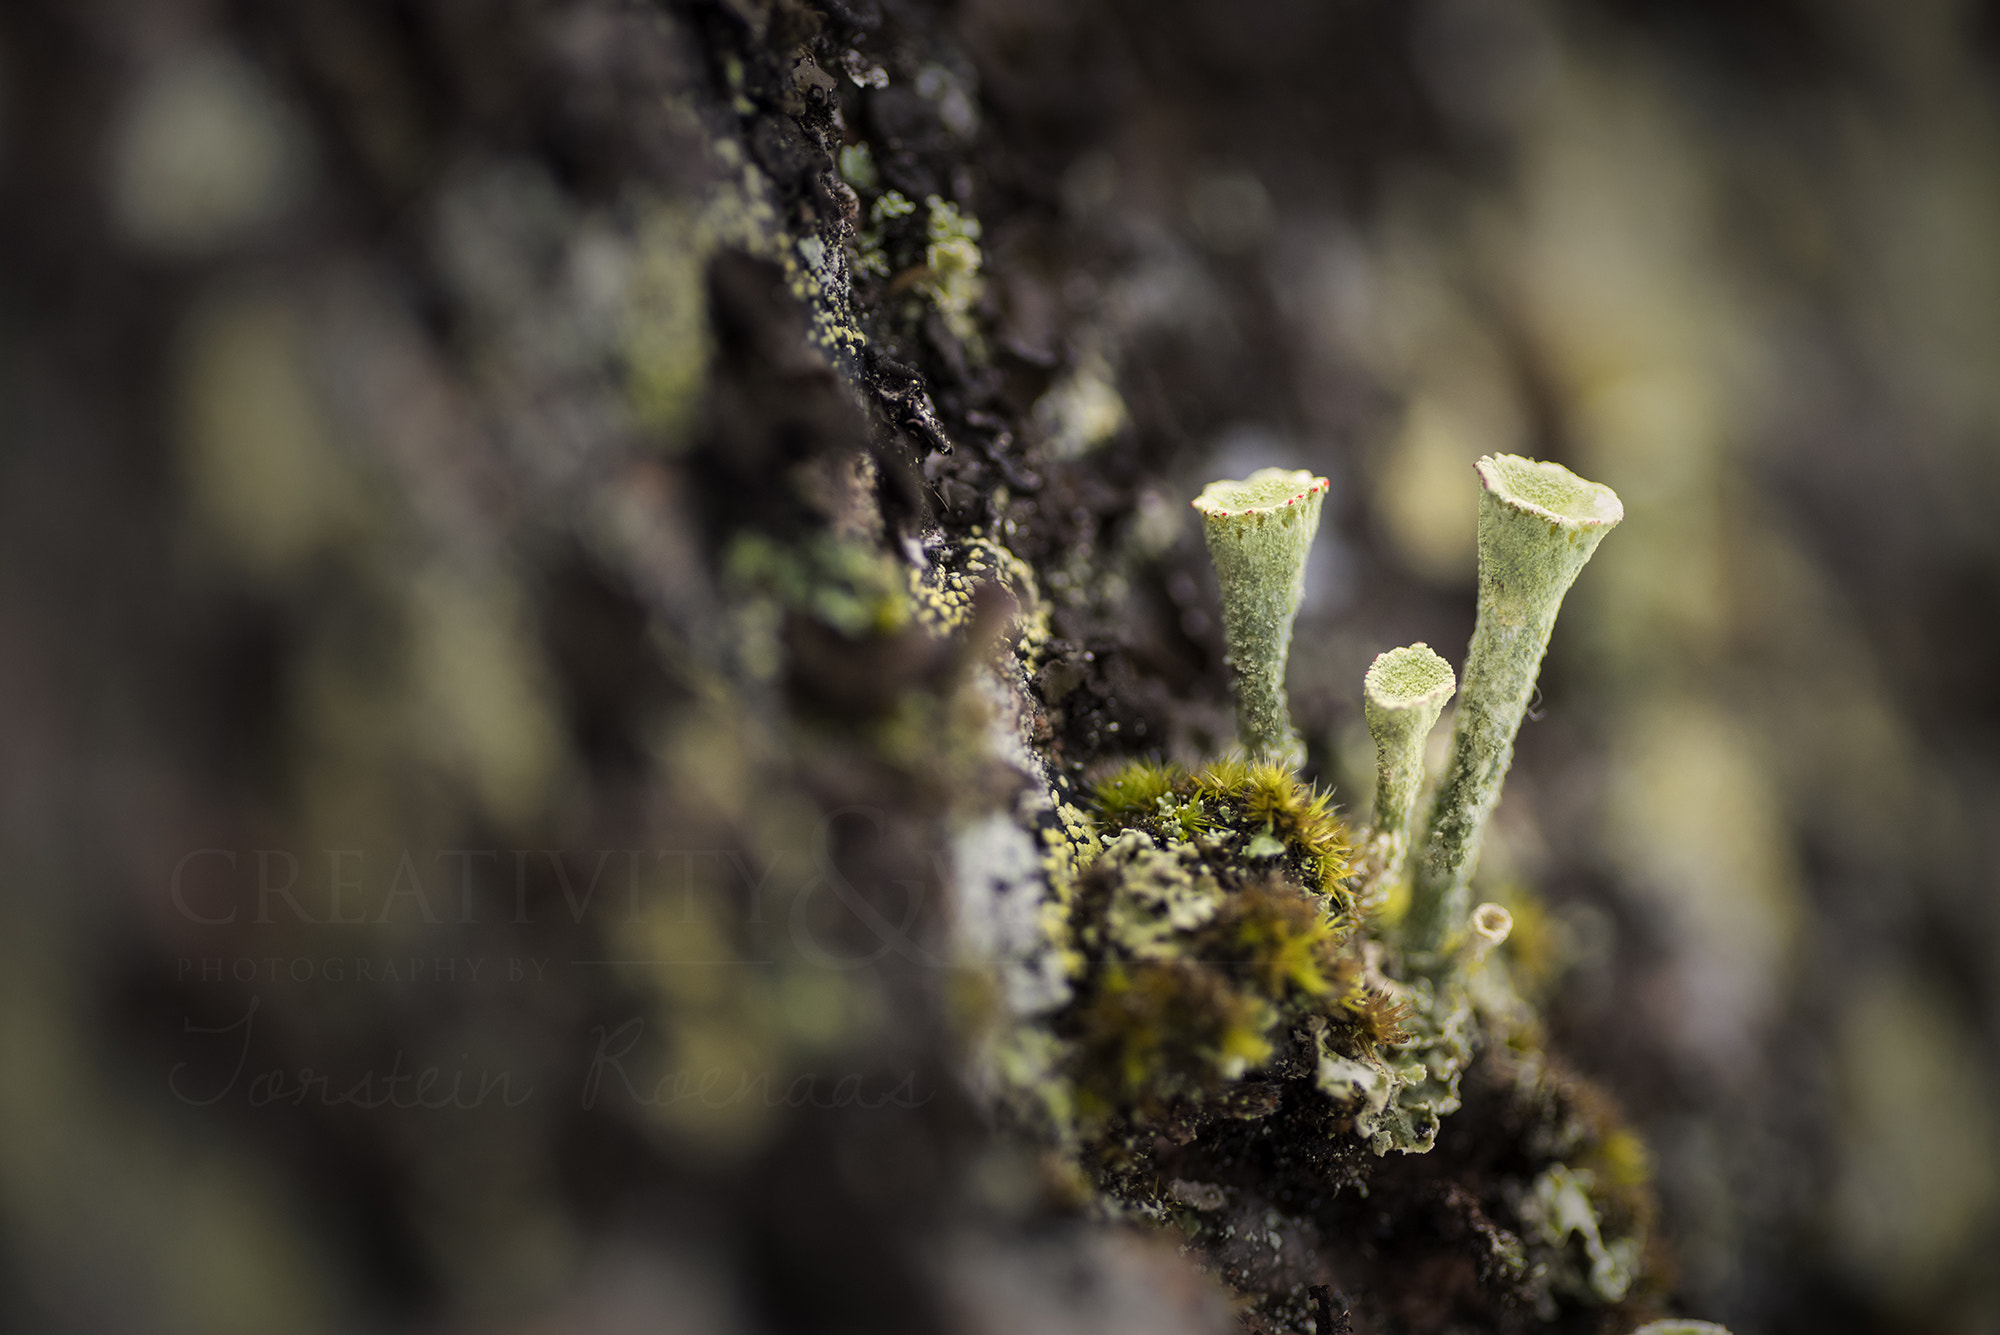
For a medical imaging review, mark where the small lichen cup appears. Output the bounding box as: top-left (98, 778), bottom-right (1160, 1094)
top-left (1359, 643), bottom-right (1456, 897)
top-left (1458, 902), bottom-right (1513, 974)
top-left (1405, 455), bottom-right (1622, 962)
top-left (1192, 468), bottom-right (1329, 767)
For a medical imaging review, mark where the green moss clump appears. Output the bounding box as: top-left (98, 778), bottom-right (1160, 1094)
top-left (1051, 761), bottom-right (1388, 1132)
top-left (1216, 876), bottom-right (1345, 998)
top-left (1073, 957), bottom-right (1277, 1116)
top-left (1090, 760), bottom-right (1186, 818)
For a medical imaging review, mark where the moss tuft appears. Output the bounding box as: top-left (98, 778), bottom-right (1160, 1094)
top-left (1192, 754), bottom-right (1251, 798)
top-left (1346, 986), bottom-right (1418, 1050)
top-left (1091, 759), bottom-right (1189, 817)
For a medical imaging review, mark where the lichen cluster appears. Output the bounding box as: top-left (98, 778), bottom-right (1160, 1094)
top-left (1008, 756), bottom-right (1476, 1166)
top-left (938, 449), bottom-right (1692, 1329)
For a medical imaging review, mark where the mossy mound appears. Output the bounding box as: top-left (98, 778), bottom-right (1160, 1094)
top-left (1054, 760), bottom-right (1408, 1137)
top-left (1009, 759), bottom-right (1669, 1333)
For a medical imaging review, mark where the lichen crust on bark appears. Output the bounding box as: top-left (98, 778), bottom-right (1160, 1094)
top-left (1405, 455), bottom-right (1622, 961)
top-left (1192, 468), bottom-right (1329, 766)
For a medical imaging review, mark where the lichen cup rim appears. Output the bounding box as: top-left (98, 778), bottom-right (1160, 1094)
top-left (1192, 468), bottom-right (1329, 519)
top-left (1476, 454), bottom-right (1623, 531)
top-left (1363, 643), bottom-right (1456, 713)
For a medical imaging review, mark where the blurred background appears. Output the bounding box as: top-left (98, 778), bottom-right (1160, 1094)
top-left (2, 0), bottom-right (1998, 1332)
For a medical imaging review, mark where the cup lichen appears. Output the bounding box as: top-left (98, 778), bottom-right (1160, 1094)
top-left (1404, 454), bottom-right (1622, 963)
top-left (1192, 468), bottom-right (1329, 767)
top-left (961, 455), bottom-right (1693, 1327)
top-left (1359, 643), bottom-right (1456, 898)
top-left (1457, 901), bottom-right (1514, 976)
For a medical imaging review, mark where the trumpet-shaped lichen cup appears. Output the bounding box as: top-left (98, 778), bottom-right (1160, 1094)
top-left (1192, 468), bottom-right (1329, 767)
top-left (1404, 455), bottom-right (1621, 963)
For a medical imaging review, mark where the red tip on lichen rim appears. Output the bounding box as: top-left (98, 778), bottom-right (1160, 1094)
top-left (1191, 472), bottom-right (1330, 519)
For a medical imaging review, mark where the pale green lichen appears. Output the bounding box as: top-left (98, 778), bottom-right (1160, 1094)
top-left (1192, 469), bottom-right (1330, 766)
top-left (1098, 829), bottom-right (1227, 961)
top-left (1360, 643), bottom-right (1456, 896)
top-left (919, 194), bottom-right (984, 347)
top-left (872, 189), bottom-right (916, 225)
top-left (1033, 352), bottom-right (1127, 459)
top-left (1405, 455), bottom-right (1622, 962)
top-left (1458, 901), bottom-right (1513, 974)
top-left (1314, 1029), bottom-right (1437, 1156)
top-left (837, 142), bottom-right (878, 191)
top-left (721, 532), bottom-right (912, 683)
top-left (846, 187), bottom-right (916, 280)
top-left (1519, 1163), bottom-right (1642, 1305)
top-left (1372, 974), bottom-right (1474, 1154)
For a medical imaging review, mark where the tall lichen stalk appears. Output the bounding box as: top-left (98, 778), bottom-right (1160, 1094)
top-left (1403, 455), bottom-right (1622, 962)
top-left (1192, 469), bottom-right (1329, 767)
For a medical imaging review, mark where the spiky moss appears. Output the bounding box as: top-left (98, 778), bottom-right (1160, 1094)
top-left (1090, 757), bottom-right (1353, 906)
top-left (1074, 956), bottom-right (1278, 1113)
top-left (1062, 838), bottom-right (1327, 1126)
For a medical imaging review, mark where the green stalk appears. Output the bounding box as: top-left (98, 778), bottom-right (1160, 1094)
top-left (1360, 644), bottom-right (1455, 896)
top-left (1192, 469), bottom-right (1328, 767)
top-left (1404, 455), bottom-right (1622, 962)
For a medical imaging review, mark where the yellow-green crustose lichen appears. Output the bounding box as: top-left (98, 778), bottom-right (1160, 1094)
top-left (918, 195), bottom-right (984, 347)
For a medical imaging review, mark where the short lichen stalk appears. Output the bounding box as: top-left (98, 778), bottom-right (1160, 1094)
top-left (1404, 455), bottom-right (1622, 963)
top-left (1454, 901), bottom-right (1514, 978)
top-left (1192, 469), bottom-right (1329, 767)
top-left (1358, 643), bottom-right (1455, 903)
